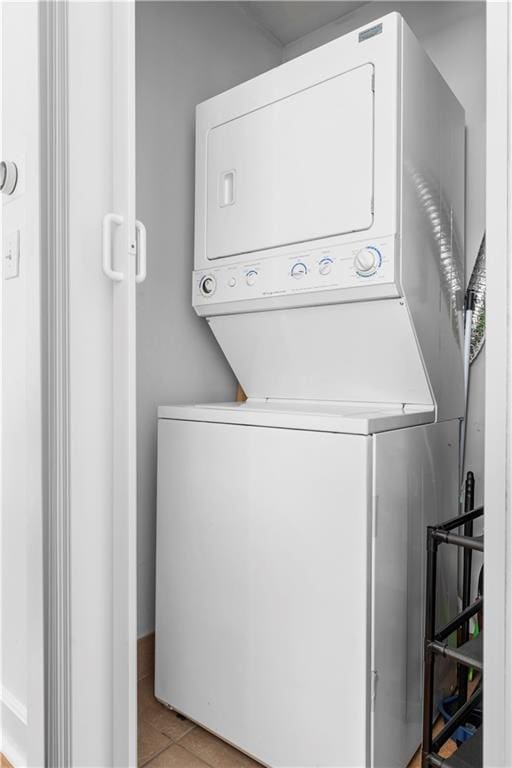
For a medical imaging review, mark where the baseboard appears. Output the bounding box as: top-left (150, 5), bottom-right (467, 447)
top-left (138, 632), bottom-right (155, 681)
top-left (1, 636), bottom-right (158, 766)
top-left (0, 688), bottom-right (27, 727)
top-left (0, 685), bottom-right (26, 768)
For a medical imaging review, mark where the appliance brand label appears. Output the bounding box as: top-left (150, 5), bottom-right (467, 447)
top-left (359, 23), bottom-right (383, 42)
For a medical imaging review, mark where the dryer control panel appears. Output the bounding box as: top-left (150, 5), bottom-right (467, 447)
top-left (193, 235), bottom-right (396, 310)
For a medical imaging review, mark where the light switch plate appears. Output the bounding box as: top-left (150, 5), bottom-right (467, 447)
top-left (4, 229), bottom-right (20, 279)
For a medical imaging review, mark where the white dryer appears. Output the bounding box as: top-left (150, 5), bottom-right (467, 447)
top-left (156, 12), bottom-right (465, 768)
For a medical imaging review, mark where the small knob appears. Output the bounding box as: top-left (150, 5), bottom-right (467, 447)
top-left (354, 247), bottom-right (380, 274)
top-left (200, 275), bottom-right (216, 296)
top-left (319, 258), bottom-right (333, 276)
top-left (291, 262), bottom-right (307, 280)
top-left (246, 270), bottom-right (258, 286)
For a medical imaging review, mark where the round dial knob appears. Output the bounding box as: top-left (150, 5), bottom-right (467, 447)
top-left (246, 270), bottom-right (258, 286)
top-left (291, 262), bottom-right (307, 280)
top-left (354, 247), bottom-right (380, 275)
top-left (200, 275), bottom-right (216, 296)
top-left (319, 258), bottom-right (333, 276)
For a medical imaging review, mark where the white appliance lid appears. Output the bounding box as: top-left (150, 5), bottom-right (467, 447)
top-left (158, 399), bottom-right (435, 435)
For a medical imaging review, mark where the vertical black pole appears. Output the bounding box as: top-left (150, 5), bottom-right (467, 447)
top-left (422, 526), bottom-right (438, 767)
top-left (458, 471), bottom-right (475, 706)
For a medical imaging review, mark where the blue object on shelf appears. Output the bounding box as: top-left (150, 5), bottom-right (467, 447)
top-left (438, 694), bottom-right (477, 744)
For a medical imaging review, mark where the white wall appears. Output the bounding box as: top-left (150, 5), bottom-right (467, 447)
top-left (137, 1), bottom-right (486, 636)
top-left (136, 2), bottom-right (282, 637)
top-left (1, 3), bottom-right (44, 766)
top-left (284, 1), bottom-right (486, 508)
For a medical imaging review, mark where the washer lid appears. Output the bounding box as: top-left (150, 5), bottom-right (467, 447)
top-left (158, 399), bottom-right (435, 435)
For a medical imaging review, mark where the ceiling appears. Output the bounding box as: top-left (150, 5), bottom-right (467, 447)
top-left (239, 2), bottom-right (369, 45)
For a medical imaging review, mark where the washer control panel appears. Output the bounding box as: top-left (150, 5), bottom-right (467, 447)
top-left (194, 235), bottom-right (396, 307)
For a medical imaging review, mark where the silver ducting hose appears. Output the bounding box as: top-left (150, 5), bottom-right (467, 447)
top-left (460, 235), bottom-right (485, 482)
top-left (467, 234), bottom-right (486, 363)
top-left (407, 169), bottom-right (485, 620)
top-left (408, 166), bottom-right (465, 346)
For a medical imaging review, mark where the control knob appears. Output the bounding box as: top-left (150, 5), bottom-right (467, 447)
top-left (318, 258), bottom-right (333, 276)
top-left (200, 275), bottom-right (216, 296)
top-left (354, 247), bottom-right (381, 276)
top-left (291, 262), bottom-right (307, 280)
top-left (246, 270), bottom-right (258, 286)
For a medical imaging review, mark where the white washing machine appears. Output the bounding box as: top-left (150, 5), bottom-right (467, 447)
top-left (156, 12), bottom-right (465, 768)
top-left (156, 402), bottom-right (458, 767)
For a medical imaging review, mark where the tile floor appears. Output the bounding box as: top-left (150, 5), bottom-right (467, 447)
top-left (138, 671), bottom-right (458, 768)
top-left (138, 633), bottom-right (469, 768)
top-left (138, 673), bottom-right (262, 767)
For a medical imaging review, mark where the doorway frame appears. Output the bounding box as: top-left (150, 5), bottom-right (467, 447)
top-left (40, 1), bottom-right (72, 764)
top-left (38, 0), bottom-right (510, 764)
top-left (484, 2), bottom-right (512, 765)
top-left (40, 0), bottom-right (137, 765)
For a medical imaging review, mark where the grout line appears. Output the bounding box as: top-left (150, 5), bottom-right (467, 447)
top-left (139, 741), bottom-right (172, 768)
top-left (176, 721), bottom-right (196, 740)
top-left (140, 713), bottom-right (196, 743)
top-left (178, 743), bottom-right (217, 768)
top-left (143, 741), bottom-right (212, 768)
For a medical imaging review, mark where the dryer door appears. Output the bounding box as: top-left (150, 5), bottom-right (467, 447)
top-left (206, 63), bottom-right (375, 260)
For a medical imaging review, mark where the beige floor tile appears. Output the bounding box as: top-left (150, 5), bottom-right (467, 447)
top-left (146, 743), bottom-right (210, 767)
top-left (139, 677), bottom-right (196, 741)
top-left (179, 727), bottom-right (263, 768)
top-left (138, 719), bottom-right (172, 767)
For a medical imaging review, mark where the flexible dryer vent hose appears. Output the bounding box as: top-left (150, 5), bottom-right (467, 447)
top-left (408, 166), bottom-right (465, 346)
top-left (467, 234), bottom-right (486, 363)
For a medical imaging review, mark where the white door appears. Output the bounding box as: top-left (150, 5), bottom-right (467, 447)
top-left (110, 4), bottom-right (138, 766)
top-left (66, 2), bottom-right (139, 765)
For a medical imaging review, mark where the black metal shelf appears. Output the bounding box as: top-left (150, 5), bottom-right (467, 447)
top-left (429, 633), bottom-right (483, 671)
top-left (421, 487), bottom-right (484, 768)
top-left (433, 531), bottom-right (484, 552)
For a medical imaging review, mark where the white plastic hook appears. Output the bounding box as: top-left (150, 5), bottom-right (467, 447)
top-left (102, 212), bottom-right (124, 282)
top-left (135, 220), bottom-right (147, 283)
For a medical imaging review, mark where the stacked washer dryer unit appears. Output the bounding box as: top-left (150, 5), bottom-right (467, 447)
top-left (155, 13), bottom-right (465, 768)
